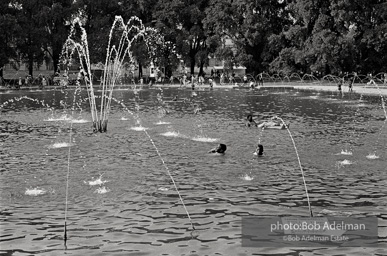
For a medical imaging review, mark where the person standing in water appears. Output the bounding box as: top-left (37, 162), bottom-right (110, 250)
top-left (337, 79), bottom-right (343, 96)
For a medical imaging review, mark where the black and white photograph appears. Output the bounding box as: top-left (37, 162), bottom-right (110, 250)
top-left (0, 0), bottom-right (386, 255)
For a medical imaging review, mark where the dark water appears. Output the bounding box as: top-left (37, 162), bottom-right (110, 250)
top-left (0, 87), bottom-right (386, 255)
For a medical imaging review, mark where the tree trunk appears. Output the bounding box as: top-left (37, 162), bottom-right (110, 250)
top-left (190, 58), bottom-right (195, 75)
top-left (28, 35), bottom-right (34, 76)
top-left (28, 54), bottom-right (34, 76)
top-left (199, 62), bottom-right (204, 76)
top-left (53, 49), bottom-right (60, 74)
top-left (138, 62), bottom-right (143, 78)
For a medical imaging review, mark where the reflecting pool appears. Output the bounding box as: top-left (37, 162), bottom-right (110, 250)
top-left (0, 87), bottom-right (386, 255)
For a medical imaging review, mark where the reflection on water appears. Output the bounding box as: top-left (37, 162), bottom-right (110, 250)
top-left (0, 88), bottom-right (386, 255)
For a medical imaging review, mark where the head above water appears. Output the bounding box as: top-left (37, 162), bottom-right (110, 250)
top-left (247, 114), bottom-right (253, 122)
top-left (216, 144), bottom-right (227, 153)
top-left (256, 144), bottom-right (264, 155)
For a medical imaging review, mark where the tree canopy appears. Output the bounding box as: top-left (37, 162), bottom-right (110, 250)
top-left (1, 0), bottom-right (387, 77)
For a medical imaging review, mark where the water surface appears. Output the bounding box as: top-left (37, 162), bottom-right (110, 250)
top-left (1, 88), bottom-right (386, 255)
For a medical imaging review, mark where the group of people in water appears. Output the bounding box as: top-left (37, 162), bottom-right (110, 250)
top-left (209, 142), bottom-right (264, 156)
top-left (208, 114), bottom-right (283, 156)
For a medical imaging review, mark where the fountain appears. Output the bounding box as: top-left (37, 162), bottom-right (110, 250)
top-left (61, 16), bottom-right (164, 133)
top-left (365, 79), bottom-right (387, 159)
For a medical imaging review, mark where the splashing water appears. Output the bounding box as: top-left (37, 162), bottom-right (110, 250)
top-left (257, 126), bottom-right (266, 144)
top-left (94, 186), bottom-right (110, 194)
top-left (277, 116), bottom-right (313, 217)
top-left (0, 96), bottom-right (54, 111)
top-left (192, 136), bottom-right (218, 143)
top-left (70, 119), bottom-right (89, 124)
top-left (241, 174), bottom-right (254, 181)
top-left (61, 15), bottom-right (165, 132)
top-left (120, 117), bottom-right (129, 121)
top-left (366, 153), bottom-right (379, 160)
top-left (84, 175), bottom-right (109, 186)
top-left (160, 131), bottom-right (181, 137)
top-left (340, 149), bottom-right (353, 155)
top-left (48, 142), bottom-right (74, 149)
top-left (318, 209), bottom-right (352, 217)
top-left (156, 121), bottom-right (171, 125)
top-left (25, 187), bottom-right (47, 196)
top-left (120, 100), bottom-right (196, 231)
top-left (337, 159), bottom-right (353, 167)
top-left (130, 126), bottom-right (149, 131)
top-left (44, 115), bottom-right (72, 122)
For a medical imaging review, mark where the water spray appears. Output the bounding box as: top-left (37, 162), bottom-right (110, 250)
top-left (277, 117), bottom-right (313, 217)
top-left (63, 86), bottom-right (81, 248)
top-left (109, 95), bottom-right (196, 232)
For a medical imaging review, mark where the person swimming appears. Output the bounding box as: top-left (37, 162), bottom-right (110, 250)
top-left (246, 114), bottom-right (258, 127)
top-left (193, 103), bottom-right (201, 114)
top-left (209, 144), bottom-right (227, 154)
top-left (254, 144), bottom-right (264, 156)
top-left (258, 116), bottom-right (283, 128)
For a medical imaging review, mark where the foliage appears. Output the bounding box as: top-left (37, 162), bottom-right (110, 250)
top-left (204, 0), bottom-right (290, 73)
top-left (2, 0), bottom-right (387, 77)
top-left (153, 0), bottom-right (211, 74)
top-left (0, 1), bottom-right (20, 77)
top-left (269, 0), bottom-right (387, 75)
top-left (39, 0), bottom-right (74, 73)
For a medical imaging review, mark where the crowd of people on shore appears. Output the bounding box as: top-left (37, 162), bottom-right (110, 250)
top-left (11, 74), bottom-right (49, 89)
top-left (3, 70), bottom-right (387, 90)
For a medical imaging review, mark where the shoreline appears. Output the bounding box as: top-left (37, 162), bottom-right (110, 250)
top-left (1, 82), bottom-right (387, 96)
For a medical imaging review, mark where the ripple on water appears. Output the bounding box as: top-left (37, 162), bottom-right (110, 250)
top-left (70, 119), bottom-right (90, 124)
top-left (130, 126), bottom-right (148, 131)
top-left (44, 115), bottom-right (72, 122)
top-left (48, 142), bottom-right (75, 149)
top-left (160, 131), bottom-right (181, 137)
top-left (155, 121), bottom-right (171, 125)
top-left (318, 209), bottom-right (353, 216)
top-left (191, 136), bottom-right (218, 142)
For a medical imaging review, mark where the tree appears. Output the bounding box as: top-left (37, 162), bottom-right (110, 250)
top-left (39, 0), bottom-right (74, 74)
top-left (154, 0), bottom-right (211, 75)
top-left (0, 1), bottom-right (20, 78)
top-left (13, 0), bottom-right (47, 76)
top-left (268, 0), bottom-right (387, 76)
top-left (73, 0), bottom-right (124, 64)
top-left (119, 0), bottom-right (160, 77)
top-left (204, 0), bottom-right (290, 73)
top-left (330, 0), bottom-right (387, 74)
